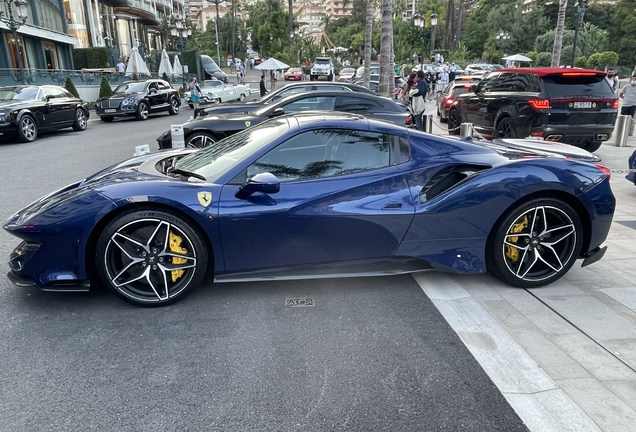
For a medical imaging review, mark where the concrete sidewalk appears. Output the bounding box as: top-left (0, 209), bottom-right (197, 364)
top-left (418, 99), bottom-right (636, 431)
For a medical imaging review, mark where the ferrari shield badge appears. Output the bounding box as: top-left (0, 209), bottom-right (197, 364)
top-left (245, 121), bottom-right (251, 127)
top-left (197, 192), bottom-right (212, 207)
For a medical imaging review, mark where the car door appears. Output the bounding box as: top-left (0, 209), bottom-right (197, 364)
top-left (57, 88), bottom-right (79, 124)
top-left (460, 73), bottom-right (499, 130)
top-left (42, 86), bottom-right (68, 125)
top-left (146, 81), bottom-right (164, 110)
top-left (156, 80), bottom-right (172, 105)
top-left (483, 72), bottom-right (517, 135)
top-left (217, 129), bottom-right (415, 273)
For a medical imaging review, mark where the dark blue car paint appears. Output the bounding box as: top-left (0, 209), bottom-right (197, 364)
top-left (4, 114), bottom-right (615, 290)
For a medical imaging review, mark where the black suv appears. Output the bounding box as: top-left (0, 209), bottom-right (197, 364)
top-left (96, 79), bottom-right (181, 122)
top-left (447, 68), bottom-right (618, 151)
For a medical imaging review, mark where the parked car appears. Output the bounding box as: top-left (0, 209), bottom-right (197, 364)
top-left (355, 63), bottom-right (380, 78)
top-left (436, 77), bottom-right (482, 122)
top-left (201, 55), bottom-right (228, 83)
top-left (447, 67), bottom-right (619, 152)
top-left (96, 79), bottom-right (181, 122)
top-left (310, 57), bottom-right (335, 81)
top-left (185, 79), bottom-right (251, 107)
top-left (352, 75), bottom-right (406, 99)
top-left (338, 67), bottom-right (356, 82)
top-left (4, 112), bottom-right (615, 306)
top-left (0, 85), bottom-right (89, 143)
top-left (464, 64), bottom-right (495, 76)
top-left (284, 68), bottom-right (303, 81)
top-left (156, 91), bottom-right (410, 148)
top-left (192, 82), bottom-right (379, 117)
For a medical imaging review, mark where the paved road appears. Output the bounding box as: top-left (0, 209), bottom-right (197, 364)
top-left (0, 111), bottom-right (528, 431)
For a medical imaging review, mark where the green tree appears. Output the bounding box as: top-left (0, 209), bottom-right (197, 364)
top-left (461, 0), bottom-right (510, 59)
top-left (64, 77), bottom-right (79, 98)
top-left (552, 0), bottom-right (568, 66)
top-left (379, 0), bottom-right (394, 98)
top-left (611, 0), bottom-right (636, 67)
top-left (99, 76), bottom-right (113, 98)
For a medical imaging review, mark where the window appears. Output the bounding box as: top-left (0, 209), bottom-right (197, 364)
top-left (515, 74), bottom-right (540, 92)
top-left (334, 96), bottom-right (380, 112)
top-left (43, 41), bottom-right (58, 69)
top-left (491, 73), bottom-right (517, 92)
top-left (476, 73), bottom-right (500, 93)
top-left (281, 96), bottom-right (336, 113)
top-left (157, 81), bottom-right (170, 90)
top-left (43, 87), bottom-right (65, 99)
top-left (247, 129), bottom-right (391, 182)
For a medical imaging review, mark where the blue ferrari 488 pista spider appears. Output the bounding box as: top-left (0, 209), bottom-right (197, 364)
top-left (4, 113), bottom-right (615, 306)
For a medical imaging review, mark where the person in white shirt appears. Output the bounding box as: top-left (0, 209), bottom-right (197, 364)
top-left (437, 68), bottom-right (449, 93)
top-left (619, 73), bottom-right (636, 118)
top-left (116, 61), bottom-right (125, 73)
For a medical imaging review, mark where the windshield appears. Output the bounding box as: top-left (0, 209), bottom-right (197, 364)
top-left (0, 86), bottom-right (39, 101)
top-left (114, 82), bottom-right (146, 93)
top-left (202, 57), bottom-right (221, 72)
top-left (315, 59), bottom-right (330, 64)
top-left (175, 118), bottom-right (291, 181)
top-left (341, 68), bottom-right (355, 74)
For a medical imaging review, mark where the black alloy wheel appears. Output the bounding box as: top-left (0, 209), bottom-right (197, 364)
top-left (496, 117), bottom-right (517, 139)
top-left (186, 132), bottom-right (217, 148)
top-left (72, 109), bottom-right (88, 131)
top-left (95, 208), bottom-right (208, 307)
top-left (168, 97), bottom-right (180, 115)
top-left (17, 115), bottom-right (37, 142)
top-left (488, 198), bottom-right (582, 288)
top-left (136, 102), bottom-right (150, 121)
top-left (447, 109), bottom-right (460, 135)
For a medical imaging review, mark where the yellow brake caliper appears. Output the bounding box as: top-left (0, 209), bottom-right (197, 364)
top-left (505, 215), bottom-right (529, 262)
top-left (169, 231), bottom-right (188, 282)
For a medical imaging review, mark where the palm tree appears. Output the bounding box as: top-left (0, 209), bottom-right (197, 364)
top-left (363, 0), bottom-right (374, 88)
top-left (378, 0), bottom-right (394, 98)
top-left (551, 0), bottom-right (568, 66)
top-left (288, 0), bottom-right (293, 33)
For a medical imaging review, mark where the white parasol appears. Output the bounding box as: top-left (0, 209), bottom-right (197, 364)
top-left (255, 57), bottom-right (290, 70)
top-left (173, 54), bottom-right (183, 77)
top-left (501, 54), bottom-right (533, 62)
top-left (125, 47), bottom-right (151, 76)
top-left (158, 49), bottom-right (173, 76)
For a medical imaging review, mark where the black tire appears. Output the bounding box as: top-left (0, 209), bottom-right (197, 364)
top-left (95, 208), bottom-right (208, 307)
top-left (488, 198), bottom-right (582, 288)
top-left (239, 93), bottom-right (245, 102)
top-left (135, 101), bottom-right (149, 121)
top-left (72, 109), bottom-right (88, 131)
top-left (17, 115), bottom-right (37, 142)
top-left (186, 132), bottom-right (217, 148)
top-left (168, 97), bottom-right (179, 115)
top-left (447, 109), bottom-right (460, 135)
top-left (584, 141), bottom-right (603, 152)
top-left (100, 116), bottom-right (114, 123)
top-left (496, 117), bottom-right (517, 138)
top-left (328, 73), bottom-right (333, 81)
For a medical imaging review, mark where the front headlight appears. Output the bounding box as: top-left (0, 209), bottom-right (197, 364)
top-left (122, 98), bottom-right (136, 106)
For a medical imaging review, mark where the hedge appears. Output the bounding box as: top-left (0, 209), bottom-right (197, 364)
top-left (73, 47), bottom-right (110, 69)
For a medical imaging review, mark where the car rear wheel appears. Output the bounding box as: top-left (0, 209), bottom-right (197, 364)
top-left (186, 132), bottom-right (217, 148)
top-left (17, 115), bottom-right (37, 143)
top-left (496, 117), bottom-right (517, 138)
top-left (135, 102), bottom-right (149, 121)
top-left (72, 109), bottom-right (87, 131)
top-left (168, 97), bottom-right (179, 115)
top-left (447, 109), bottom-right (460, 135)
top-left (239, 94), bottom-right (245, 102)
top-left (584, 141), bottom-right (603, 152)
top-left (95, 208), bottom-right (208, 307)
top-left (488, 198), bottom-right (582, 288)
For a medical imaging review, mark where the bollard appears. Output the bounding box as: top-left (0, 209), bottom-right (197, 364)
top-left (424, 114), bottom-right (433, 133)
top-left (460, 122), bottom-right (474, 138)
top-left (614, 115), bottom-right (630, 147)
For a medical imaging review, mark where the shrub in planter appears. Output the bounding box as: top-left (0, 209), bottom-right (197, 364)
top-left (99, 76), bottom-right (113, 98)
top-left (64, 77), bottom-right (79, 98)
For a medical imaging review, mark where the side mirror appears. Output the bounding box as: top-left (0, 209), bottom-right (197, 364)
top-left (235, 172), bottom-right (280, 199)
top-left (269, 107), bottom-right (285, 118)
top-left (469, 84), bottom-right (478, 93)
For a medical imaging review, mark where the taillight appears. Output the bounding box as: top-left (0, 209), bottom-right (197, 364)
top-left (445, 97), bottom-right (455, 106)
top-left (613, 100), bottom-right (619, 109)
top-left (528, 99), bottom-right (550, 110)
top-left (531, 131), bottom-right (543, 137)
top-left (561, 72), bottom-right (596, 77)
top-left (405, 116), bottom-right (412, 125)
top-left (595, 163), bottom-right (611, 180)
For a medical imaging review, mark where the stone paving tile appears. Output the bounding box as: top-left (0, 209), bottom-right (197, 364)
top-left (504, 390), bottom-right (601, 432)
top-left (558, 377), bottom-right (636, 432)
top-left (604, 380), bottom-right (636, 412)
top-left (550, 333), bottom-right (636, 381)
top-left (496, 292), bottom-right (580, 336)
top-left (599, 287), bottom-right (636, 312)
top-left (601, 338), bottom-right (636, 369)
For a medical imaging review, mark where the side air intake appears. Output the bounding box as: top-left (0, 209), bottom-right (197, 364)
top-left (420, 165), bottom-right (490, 202)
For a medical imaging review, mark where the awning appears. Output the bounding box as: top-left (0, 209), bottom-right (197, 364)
top-left (0, 22), bottom-right (79, 47)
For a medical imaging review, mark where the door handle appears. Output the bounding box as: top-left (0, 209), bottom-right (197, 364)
top-left (382, 202), bottom-right (402, 210)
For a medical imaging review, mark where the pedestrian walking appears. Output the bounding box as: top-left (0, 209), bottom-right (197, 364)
top-left (259, 75), bottom-right (268, 98)
top-left (270, 70), bottom-right (277, 92)
top-left (408, 70), bottom-right (429, 131)
top-left (116, 60), bottom-right (125, 74)
top-left (189, 76), bottom-right (202, 117)
top-left (402, 72), bottom-right (417, 104)
top-left (607, 69), bottom-right (619, 94)
top-left (237, 62), bottom-right (245, 84)
top-left (619, 73), bottom-right (636, 134)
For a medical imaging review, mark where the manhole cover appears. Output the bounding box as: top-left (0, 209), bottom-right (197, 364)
top-left (285, 297), bottom-right (315, 307)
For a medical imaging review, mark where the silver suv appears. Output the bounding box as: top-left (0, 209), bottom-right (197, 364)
top-left (311, 57), bottom-right (334, 81)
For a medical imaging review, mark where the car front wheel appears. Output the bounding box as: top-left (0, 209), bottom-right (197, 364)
top-left (95, 208), bottom-right (208, 307)
top-left (488, 198), bottom-right (582, 288)
top-left (72, 109), bottom-right (88, 131)
top-left (168, 97), bottom-right (179, 115)
top-left (17, 115), bottom-right (37, 142)
top-left (186, 132), bottom-right (217, 148)
top-left (135, 102), bottom-right (149, 120)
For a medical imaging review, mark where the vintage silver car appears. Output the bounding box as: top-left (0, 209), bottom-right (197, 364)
top-left (185, 79), bottom-right (251, 107)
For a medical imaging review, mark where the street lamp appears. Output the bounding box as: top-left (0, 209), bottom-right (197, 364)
top-left (170, 15), bottom-right (192, 91)
top-left (496, 30), bottom-right (510, 57)
top-left (430, 12), bottom-right (438, 63)
top-left (0, 0), bottom-right (29, 84)
top-left (210, 0), bottom-right (222, 68)
top-left (413, 14), bottom-right (426, 72)
top-left (571, 0), bottom-right (589, 67)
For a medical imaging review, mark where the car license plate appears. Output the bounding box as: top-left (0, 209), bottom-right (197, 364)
top-left (104, 109), bottom-right (116, 113)
top-left (573, 102), bottom-right (591, 109)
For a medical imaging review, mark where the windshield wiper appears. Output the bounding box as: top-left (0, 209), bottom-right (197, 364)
top-left (168, 168), bottom-right (207, 181)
